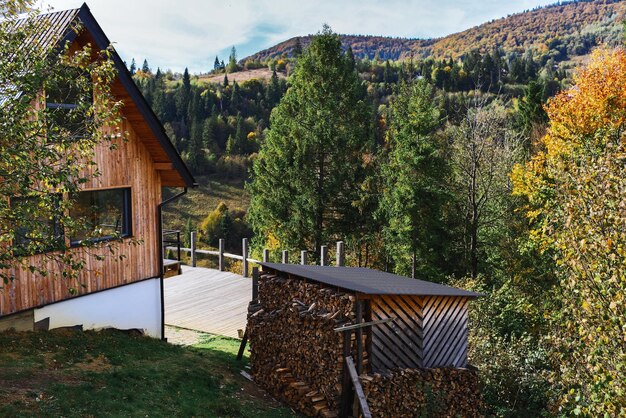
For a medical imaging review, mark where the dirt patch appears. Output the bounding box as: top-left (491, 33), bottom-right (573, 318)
top-left (199, 68), bottom-right (286, 85)
top-left (73, 353), bottom-right (111, 372)
top-left (165, 325), bottom-right (206, 346)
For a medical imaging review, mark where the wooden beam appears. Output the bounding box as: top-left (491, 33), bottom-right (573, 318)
top-left (345, 356), bottom-right (372, 418)
top-left (334, 317), bottom-right (395, 332)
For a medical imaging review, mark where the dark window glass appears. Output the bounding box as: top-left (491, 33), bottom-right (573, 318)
top-left (45, 72), bottom-right (93, 140)
top-left (12, 196), bottom-right (64, 255)
top-left (70, 188), bottom-right (132, 246)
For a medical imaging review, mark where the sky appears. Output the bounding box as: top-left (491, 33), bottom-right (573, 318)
top-left (39, 0), bottom-right (557, 74)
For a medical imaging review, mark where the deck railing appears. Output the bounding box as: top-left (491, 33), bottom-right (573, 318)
top-left (165, 232), bottom-right (346, 278)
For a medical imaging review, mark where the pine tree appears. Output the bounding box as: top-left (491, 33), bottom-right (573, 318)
top-left (378, 80), bottom-right (449, 279)
top-left (129, 58), bottom-right (136, 75)
top-left (142, 59), bottom-right (150, 73)
top-left (223, 73), bottom-right (229, 87)
top-left (266, 70), bottom-right (281, 106)
top-left (293, 37), bottom-right (303, 57)
top-left (214, 55), bottom-right (220, 71)
top-left (346, 46), bottom-right (355, 71)
top-left (247, 26), bottom-right (373, 257)
top-left (176, 68), bottom-right (192, 123)
top-left (227, 46), bottom-right (238, 73)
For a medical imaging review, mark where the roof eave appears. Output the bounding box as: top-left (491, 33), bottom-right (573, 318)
top-left (73, 4), bottom-right (197, 188)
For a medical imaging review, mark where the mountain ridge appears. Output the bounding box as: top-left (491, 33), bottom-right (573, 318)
top-left (243, 0), bottom-right (625, 63)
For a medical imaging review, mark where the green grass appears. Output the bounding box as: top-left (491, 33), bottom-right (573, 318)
top-left (163, 175), bottom-right (249, 232)
top-left (0, 329), bottom-right (296, 418)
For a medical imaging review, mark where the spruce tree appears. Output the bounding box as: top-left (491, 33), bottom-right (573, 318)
top-left (142, 58), bottom-right (150, 73)
top-left (214, 55), bottom-right (220, 71)
top-left (247, 26), bottom-right (373, 257)
top-left (378, 80), bottom-right (449, 279)
top-left (129, 58), bottom-right (136, 75)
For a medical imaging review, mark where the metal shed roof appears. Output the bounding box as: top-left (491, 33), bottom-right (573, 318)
top-left (259, 263), bottom-right (482, 297)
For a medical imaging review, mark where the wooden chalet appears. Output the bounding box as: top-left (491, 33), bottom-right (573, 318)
top-left (0, 4), bottom-right (196, 337)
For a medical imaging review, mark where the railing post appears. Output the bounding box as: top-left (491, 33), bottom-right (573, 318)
top-left (301, 250), bottom-right (307, 265)
top-left (336, 241), bottom-right (345, 267)
top-left (321, 245), bottom-right (328, 266)
top-left (176, 230), bottom-right (181, 261)
top-left (190, 231), bottom-right (197, 267)
top-left (263, 248), bottom-right (269, 263)
top-left (252, 267), bottom-right (259, 302)
top-left (282, 250), bottom-right (289, 264)
top-left (242, 238), bottom-right (249, 278)
top-left (219, 238), bottom-right (225, 272)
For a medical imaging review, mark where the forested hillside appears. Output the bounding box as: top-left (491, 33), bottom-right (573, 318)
top-left (245, 0), bottom-right (624, 62)
top-left (131, 2), bottom-right (626, 415)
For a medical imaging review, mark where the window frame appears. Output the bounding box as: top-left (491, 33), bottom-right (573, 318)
top-left (10, 194), bottom-right (65, 256)
top-left (69, 187), bottom-right (133, 248)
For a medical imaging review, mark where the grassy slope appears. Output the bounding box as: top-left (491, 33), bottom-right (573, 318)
top-left (163, 175), bottom-right (249, 232)
top-left (0, 329), bottom-right (296, 418)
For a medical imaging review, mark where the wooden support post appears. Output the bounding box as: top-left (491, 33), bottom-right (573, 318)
top-left (282, 250), bottom-right (289, 264)
top-left (345, 356), bottom-right (372, 418)
top-left (356, 300), bottom-right (363, 375)
top-left (340, 330), bottom-right (354, 418)
top-left (364, 300), bottom-right (373, 373)
top-left (262, 248), bottom-right (269, 263)
top-left (336, 241), bottom-right (345, 266)
top-left (300, 250), bottom-right (307, 265)
top-left (242, 238), bottom-right (249, 278)
top-left (190, 231), bottom-right (197, 267)
top-left (236, 328), bottom-right (248, 361)
top-left (252, 267), bottom-right (259, 302)
top-left (321, 245), bottom-right (328, 266)
top-left (219, 239), bottom-right (225, 271)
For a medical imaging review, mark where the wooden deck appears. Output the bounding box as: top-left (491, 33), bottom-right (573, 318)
top-left (164, 266), bottom-right (251, 338)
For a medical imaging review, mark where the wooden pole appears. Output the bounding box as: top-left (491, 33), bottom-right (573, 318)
top-left (252, 267), bottom-right (259, 302)
top-left (300, 250), bottom-right (307, 265)
top-left (190, 231), bottom-right (197, 267)
top-left (340, 330), bottom-right (354, 418)
top-left (219, 238), bottom-right (225, 271)
top-left (356, 300), bottom-right (363, 374)
top-left (242, 238), bottom-right (249, 277)
top-left (262, 248), bottom-right (269, 263)
top-left (336, 241), bottom-right (345, 266)
top-left (320, 245), bottom-right (328, 266)
top-left (282, 250), bottom-right (289, 264)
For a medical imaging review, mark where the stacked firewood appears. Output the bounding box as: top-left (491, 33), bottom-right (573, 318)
top-left (360, 367), bottom-right (482, 417)
top-left (248, 273), bottom-right (357, 417)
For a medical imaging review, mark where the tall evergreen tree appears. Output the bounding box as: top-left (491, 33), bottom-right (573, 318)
top-left (142, 58), bottom-right (150, 73)
top-left (265, 70), bottom-right (281, 106)
top-left (129, 58), bottom-right (136, 75)
top-left (378, 80), bottom-right (449, 279)
top-left (247, 26), bottom-right (373, 257)
top-left (227, 46), bottom-right (238, 73)
top-left (214, 55), bottom-right (220, 71)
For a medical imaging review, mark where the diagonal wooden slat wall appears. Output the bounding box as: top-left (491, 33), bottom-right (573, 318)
top-left (370, 294), bottom-right (424, 372)
top-left (422, 296), bottom-right (469, 368)
top-left (370, 295), bottom-right (470, 372)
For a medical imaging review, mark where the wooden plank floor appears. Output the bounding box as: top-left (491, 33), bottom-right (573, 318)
top-left (164, 266), bottom-right (251, 339)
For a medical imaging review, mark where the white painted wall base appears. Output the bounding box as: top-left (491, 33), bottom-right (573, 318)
top-left (34, 278), bottom-right (162, 338)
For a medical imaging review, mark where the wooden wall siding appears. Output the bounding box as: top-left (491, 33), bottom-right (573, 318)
top-left (370, 294), bottom-right (424, 372)
top-left (422, 296), bottom-right (469, 368)
top-left (0, 111), bottom-right (162, 316)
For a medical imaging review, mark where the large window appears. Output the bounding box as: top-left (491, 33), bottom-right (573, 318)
top-left (70, 188), bottom-right (132, 246)
top-left (12, 196), bottom-right (64, 255)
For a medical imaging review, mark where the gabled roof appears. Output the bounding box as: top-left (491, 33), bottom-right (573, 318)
top-left (259, 263), bottom-right (482, 297)
top-left (13, 3), bottom-right (197, 188)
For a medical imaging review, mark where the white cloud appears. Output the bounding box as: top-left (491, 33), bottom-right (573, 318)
top-left (39, 0), bottom-right (555, 73)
